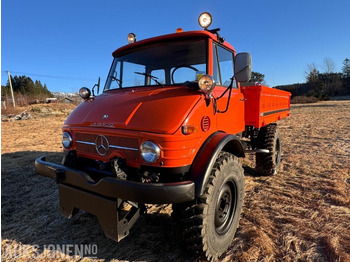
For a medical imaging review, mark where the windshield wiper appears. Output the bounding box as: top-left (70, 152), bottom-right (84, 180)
top-left (134, 72), bottom-right (164, 87)
top-left (109, 75), bottom-right (122, 88)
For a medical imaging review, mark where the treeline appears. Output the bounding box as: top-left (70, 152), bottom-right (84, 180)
top-left (275, 58), bottom-right (350, 99)
top-left (1, 75), bottom-right (53, 107)
top-left (1, 75), bottom-right (52, 97)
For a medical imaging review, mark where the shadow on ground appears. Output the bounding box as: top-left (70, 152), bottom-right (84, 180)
top-left (1, 151), bottom-right (192, 261)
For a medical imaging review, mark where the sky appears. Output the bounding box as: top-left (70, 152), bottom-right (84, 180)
top-left (1, 0), bottom-right (350, 93)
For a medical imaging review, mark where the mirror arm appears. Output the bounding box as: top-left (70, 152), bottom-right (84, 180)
top-left (97, 77), bottom-right (100, 95)
top-left (217, 77), bottom-right (234, 100)
top-left (91, 77), bottom-right (101, 96)
top-left (215, 77), bottom-right (234, 114)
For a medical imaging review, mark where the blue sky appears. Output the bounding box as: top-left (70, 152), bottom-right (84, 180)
top-left (1, 0), bottom-right (350, 93)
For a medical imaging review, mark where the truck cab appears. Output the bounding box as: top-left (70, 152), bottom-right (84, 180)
top-left (64, 29), bottom-right (248, 170)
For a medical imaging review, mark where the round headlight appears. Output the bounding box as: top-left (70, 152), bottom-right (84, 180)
top-left (140, 141), bottom-right (160, 163)
top-left (198, 12), bottom-right (212, 29)
top-left (79, 87), bottom-right (91, 99)
top-left (198, 74), bottom-right (216, 94)
top-left (127, 33), bottom-right (136, 44)
top-left (62, 132), bottom-right (72, 148)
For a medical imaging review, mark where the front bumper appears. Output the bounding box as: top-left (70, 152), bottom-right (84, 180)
top-left (35, 155), bottom-right (195, 242)
top-left (34, 156), bottom-right (195, 204)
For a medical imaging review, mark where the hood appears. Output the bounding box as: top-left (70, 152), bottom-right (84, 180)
top-left (65, 86), bottom-right (201, 134)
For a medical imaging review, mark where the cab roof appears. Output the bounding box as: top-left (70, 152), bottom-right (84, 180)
top-left (112, 30), bottom-right (235, 57)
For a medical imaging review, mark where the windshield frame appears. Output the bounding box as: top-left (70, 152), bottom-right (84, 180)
top-left (104, 37), bottom-right (209, 91)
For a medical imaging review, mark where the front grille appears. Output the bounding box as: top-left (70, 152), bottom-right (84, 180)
top-left (75, 133), bottom-right (139, 160)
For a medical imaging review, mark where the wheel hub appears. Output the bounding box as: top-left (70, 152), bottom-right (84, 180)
top-left (215, 182), bottom-right (236, 235)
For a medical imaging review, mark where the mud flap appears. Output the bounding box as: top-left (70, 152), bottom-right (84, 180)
top-left (59, 184), bottom-right (141, 242)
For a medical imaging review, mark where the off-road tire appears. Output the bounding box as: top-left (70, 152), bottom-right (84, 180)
top-left (256, 123), bottom-right (281, 176)
top-left (172, 152), bottom-right (244, 261)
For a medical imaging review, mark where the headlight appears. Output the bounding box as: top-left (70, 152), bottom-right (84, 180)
top-left (62, 132), bottom-right (72, 148)
top-left (140, 141), bottom-right (160, 163)
top-left (79, 87), bottom-right (91, 99)
top-left (198, 74), bottom-right (216, 94)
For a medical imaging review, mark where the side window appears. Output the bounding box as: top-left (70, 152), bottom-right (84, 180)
top-left (213, 44), bottom-right (236, 88)
top-left (213, 45), bottom-right (220, 84)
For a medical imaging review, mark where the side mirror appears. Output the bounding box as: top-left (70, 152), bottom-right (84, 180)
top-left (234, 53), bottom-right (252, 82)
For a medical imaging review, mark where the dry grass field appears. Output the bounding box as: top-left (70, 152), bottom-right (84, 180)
top-left (1, 101), bottom-right (350, 261)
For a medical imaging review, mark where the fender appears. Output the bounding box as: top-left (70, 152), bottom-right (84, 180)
top-left (189, 132), bottom-right (245, 197)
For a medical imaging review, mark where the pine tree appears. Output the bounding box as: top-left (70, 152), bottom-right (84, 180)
top-left (342, 58), bottom-right (350, 77)
top-left (342, 58), bottom-right (350, 95)
top-left (6, 75), bottom-right (52, 96)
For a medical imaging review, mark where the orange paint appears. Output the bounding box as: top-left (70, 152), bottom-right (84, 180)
top-left (62, 31), bottom-right (291, 169)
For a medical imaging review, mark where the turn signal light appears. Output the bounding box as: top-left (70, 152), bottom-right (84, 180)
top-left (182, 125), bottom-right (198, 135)
top-left (176, 28), bottom-right (184, 33)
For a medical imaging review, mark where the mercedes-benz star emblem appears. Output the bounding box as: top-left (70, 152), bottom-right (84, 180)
top-left (102, 114), bottom-right (108, 119)
top-left (95, 135), bottom-right (109, 155)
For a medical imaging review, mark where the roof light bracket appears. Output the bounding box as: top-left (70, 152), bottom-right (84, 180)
top-left (207, 28), bottom-right (225, 43)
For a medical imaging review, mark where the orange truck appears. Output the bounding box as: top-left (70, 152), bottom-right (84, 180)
top-left (35, 13), bottom-right (291, 261)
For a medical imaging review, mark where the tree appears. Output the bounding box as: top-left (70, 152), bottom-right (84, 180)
top-left (322, 57), bottom-right (336, 74)
top-left (249, 71), bottom-right (265, 84)
top-left (342, 58), bottom-right (350, 95)
top-left (5, 75), bottom-right (52, 97)
top-left (305, 63), bottom-right (319, 84)
top-left (342, 58), bottom-right (350, 77)
top-left (321, 58), bottom-right (341, 95)
top-left (305, 63), bottom-right (323, 95)
top-left (1, 85), bottom-right (9, 97)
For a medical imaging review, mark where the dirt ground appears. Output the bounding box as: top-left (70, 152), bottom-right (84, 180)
top-left (1, 101), bottom-right (350, 261)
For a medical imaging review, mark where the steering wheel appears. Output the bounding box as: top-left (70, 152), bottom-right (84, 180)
top-left (171, 65), bottom-right (199, 84)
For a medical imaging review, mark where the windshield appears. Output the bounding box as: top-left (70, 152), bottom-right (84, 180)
top-left (104, 38), bottom-right (207, 90)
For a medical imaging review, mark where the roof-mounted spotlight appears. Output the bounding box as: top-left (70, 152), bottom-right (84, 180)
top-left (198, 12), bottom-right (212, 29)
top-left (127, 33), bottom-right (136, 44)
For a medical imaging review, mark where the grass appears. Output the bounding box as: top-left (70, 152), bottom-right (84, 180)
top-left (1, 101), bottom-right (350, 261)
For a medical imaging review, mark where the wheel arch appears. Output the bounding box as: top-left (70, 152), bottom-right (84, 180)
top-left (188, 131), bottom-right (245, 197)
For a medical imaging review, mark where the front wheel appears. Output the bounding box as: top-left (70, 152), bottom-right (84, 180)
top-left (173, 152), bottom-right (244, 261)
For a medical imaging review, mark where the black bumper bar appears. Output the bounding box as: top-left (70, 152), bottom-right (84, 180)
top-left (34, 156), bottom-right (195, 204)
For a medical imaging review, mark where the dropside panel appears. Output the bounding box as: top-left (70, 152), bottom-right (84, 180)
top-left (242, 85), bottom-right (291, 128)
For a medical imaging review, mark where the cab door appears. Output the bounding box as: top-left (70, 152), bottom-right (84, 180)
top-left (212, 43), bottom-right (245, 134)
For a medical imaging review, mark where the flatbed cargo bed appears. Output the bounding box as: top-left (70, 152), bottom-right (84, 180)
top-left (242, 85), bottom-right (291, 128)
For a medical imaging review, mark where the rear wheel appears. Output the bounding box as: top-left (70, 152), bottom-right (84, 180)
top-left (256, 124), bottom-right (281, 176)
top-left (173, 152), bottom-right (244, 261)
